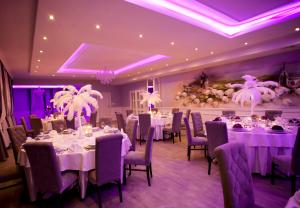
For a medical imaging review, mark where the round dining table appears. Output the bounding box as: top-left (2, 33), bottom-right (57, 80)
top-left (18, 128), bottom-right (131, 201)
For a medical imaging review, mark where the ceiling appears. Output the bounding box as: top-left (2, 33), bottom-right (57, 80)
top-left (0, 0), bottom-right (300, 85)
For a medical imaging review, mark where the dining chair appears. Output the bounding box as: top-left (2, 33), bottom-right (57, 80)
top-left (171, 108), bottom-right (179, 114)
top-left (7, 125), bottom-right (27, 165)
top-left (88, 134), bottom-right (123, 207)
top-left (138, 113), bottom-right (151, 145)
top-left (184, 117), bottom-right (207, 160)
top-left (23, 142), bottom-right (78, 205)
top-left (215, 142), bottom-right (255, 208)
top-left (90, 111), bottom-right (98, 127)
top-left (163, 112), bottom-right (183, 143)
top-left (205, 121), bottom-right (228, 175)
top-left (123, 127), bottom-right (155, 186)
top-left (221, 110), bottom-right (236, 118)
top-left (29, 117), bottom-right (43, 137)
top-left (126, 119), bottom-right (138, 151)
top-left (191, 112), bottom-right (206, 137)
top-left (265, 110), bottom-right (282, 121)
top-left (99, 117), bottom-right (113, 127)
top-left (20, 117), bottom-right (34, 137)
top-left (271, 127), bottom-right (300, 194)
top-left (6, 116), bottom-right (15, 127)
top-left (181, 109), bottom-right (191, 130)
top-left (115, 112), bottom-right (126, 132)
top-left (51, 119), bottom-right (67, 133)
top-left (126, 109), bottom-right (134, 117)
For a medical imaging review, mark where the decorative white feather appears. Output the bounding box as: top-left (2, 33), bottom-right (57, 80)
top-left (140, 91), bottom-right (162, 106)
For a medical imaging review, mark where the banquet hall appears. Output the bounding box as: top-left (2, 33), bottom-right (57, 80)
top-left (1, 0), bottom-right (300, 207)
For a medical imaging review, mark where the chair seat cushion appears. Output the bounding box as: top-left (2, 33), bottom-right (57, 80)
top-left (272, 155), bottom-right (292, 174)
top-left (191, 137), bottom-right (207, 146)
top-left (60, 171), bottom-right (78, 193)
top-left (124, 151), bottom-right (146, 165)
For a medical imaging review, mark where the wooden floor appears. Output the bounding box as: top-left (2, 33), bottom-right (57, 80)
top-left (0, 134), bottom-right (292, 208)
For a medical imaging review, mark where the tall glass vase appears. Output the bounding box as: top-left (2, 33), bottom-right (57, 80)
top-left (78, 116), bottom-right (84, 139)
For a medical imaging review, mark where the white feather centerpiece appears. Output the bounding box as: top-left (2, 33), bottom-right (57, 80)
top-left (140, 91), bottom-right (162, 111)
top-left (231, 75), bottom-right (278, 115)
top-left (50, 84), bottom-right (103, 130)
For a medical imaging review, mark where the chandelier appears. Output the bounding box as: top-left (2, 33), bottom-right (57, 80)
top-left (96, 70), bottom-right (115, 84)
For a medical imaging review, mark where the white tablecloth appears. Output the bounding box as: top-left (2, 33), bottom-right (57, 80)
top-left (18, 129), bottom-right (131, 201)
top-left (228, 128), bottom-right (296, 176)
top-left (127, 114), bottom-right (172, 140)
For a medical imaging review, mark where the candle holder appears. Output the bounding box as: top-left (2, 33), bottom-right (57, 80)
top-left (84, 125), bottom-right (93, 137)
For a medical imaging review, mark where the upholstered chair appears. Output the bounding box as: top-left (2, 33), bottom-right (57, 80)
top-left (171, 108), bottom-right (179, 114)
top-left (90, 111), bottom-right (98, 127)
top-left (138, 113), bottom-right (151, 145)
top-left (20, 117), bottom-right (34, 137)
top-left (88, 134), bottom-right (123, 207)
top-left (51, 119), bottom-right (67, 133)
top-left (163, 112), bottom-right (183, 143)
top-left (124, 127), bottom-right (155, 186)
top-left (184, 117), bottom-right (207, 160)
top-left (23, 142), bottom-right (78, 203)
top-left (271, 127), bottom-right (300, 194)
top-left (181, 109), bottom-right (191, 130)
top-left (205, 121), bottom-right (228, 175)
top-left (215, 142), bottom-right (255, 208)
top-left (126, 119), bottom-right (138, 151)
top-left (7, 125), bottom-right (27, 165)
top-left (265, 110), bottom-right (282, 121)
top-left (221, 110), bottom-right (236, 118)
top-left (191, 112), bottom-right (206, 137)
top-left (115, 112), bottom-right (126, 132)
top-left (29, 117), bottom-right (43, 137)
top-left (126, 109), bottom-right (134, 117)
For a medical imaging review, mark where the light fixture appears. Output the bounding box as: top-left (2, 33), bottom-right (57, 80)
top-left (34, 70), bottom-right (38, 73)
top-left (150, 68), bottom-right (153, 71)
top-left (295, 27), bottom-right (300, 32)
top-left (194, 47), bottom-right (198, 51)
top-left (52, 74), bottom-right (55, 77)
top-left (185, 58), bottom-right (189, 61)
top-left (96, 24), bottom-right (100, 30)
top-left (96, 70), bottom-right (115, 84)
top-left (13, 85), bottom-right (65, 89)
top-left (244, 42), bottom-right (248, 45)
top-left (37, 59), bottom-right (41, 62)
top-left (35, 66), bottom-right (39, 69)
top-left (170, 41), bottom-right (175, 46)
top-left (210, 51), bottom-right (214, 55)
top-left (39, 50), bottom-right (44, 53)
top-left (49, 14), bottom-right (55, 21)
top-left (43, 36), bottom-right (47, 40)
top-left (166, 63), bottom-right (169, 66)
top-left (139, 34), bottom-right (143, 38)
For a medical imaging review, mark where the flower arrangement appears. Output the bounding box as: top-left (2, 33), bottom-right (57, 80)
top-left (140, 91), bottom-right (162, 110)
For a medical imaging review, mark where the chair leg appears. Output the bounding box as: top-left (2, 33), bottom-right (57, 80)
top-left (291, 175), bottom-right (297, 195)
top-left (117, 180), bottom-right (123, 202)
top-left (179, 131), bottom-right (181, 142)
top-left (187, 146), bottom-right (191, 161)
top-left (129, 165), bottom-right (132, 176)
top-left (204, 145), bottom-right (207, 158)
top-left (146, 165), bottom-right (151, 186)
top-left (172, 133), bottom-right (175, 144)
top-left (140, 135), bottom-right (142, 145)
top-left (149, 163), bottom-right (153, 178)
top-left (271, 162), bottom-right (276, 185)
top-left (97, 186), bottom-right (102, 208)
top-left (208, 156), bottom-right (212, 175)
top-left (162, 131), bottom-right (165, 141)
top-left (123, 164), bottom-right (127, 185)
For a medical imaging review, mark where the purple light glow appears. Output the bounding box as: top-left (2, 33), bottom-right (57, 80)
top-left (13, 85), bottom-right (66, 89)
top-left (125, 0), bottom-right (300, 37)
top-left (58, 43), bottom-right (168, 75)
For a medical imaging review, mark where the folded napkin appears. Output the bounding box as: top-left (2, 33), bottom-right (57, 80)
top-left (49, 130), bottom-right (58, 136)
top-left (68, 143), bottom-right (84, 153)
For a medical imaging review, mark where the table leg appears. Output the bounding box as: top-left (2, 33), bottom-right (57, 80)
top-left (79, 171), bottom-right (88, 199)
top-left (23, 167), bottom-right (37, 202)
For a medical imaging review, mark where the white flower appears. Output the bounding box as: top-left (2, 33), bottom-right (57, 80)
top-left (212, 101), bottom-right (219, 107)
top-left (222, 96), bottom-right (229, 103)
top-left (177, 92), bottom-right (182, 95)
top-left (181, 92), bottom-right (187, 97)
top-left (175, 96), bottom-right (180, 100)
top-left (190, 94), bottom-right (196, 99)
top-left (282, 98), bottom-right (292, 105)
top-left (193, 98), bottom-right (200, 104)
top-left (275, 87), bottom-right (289, 97)
top-left (140, 91), bottom-right (162, 106)
top-left (207, 98), bottom-right (213, 103)
top-left (295, 88), bottom-right (300, 96)
top-left (217, 90), bottom-right (224, 97)
top-left (211, 89), bottom-right (217, 94)
top-left (203, 90), bottom-right (210, 95)
top-left (225, 89), bottom-right (234, 96)
top-left (200, 103), bottom-right (205, 107)
top-left (261, 94), bottom-right (273, 102)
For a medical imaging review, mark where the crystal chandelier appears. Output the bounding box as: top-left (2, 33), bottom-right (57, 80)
top-left (96, 70), bottom-right (115, 84)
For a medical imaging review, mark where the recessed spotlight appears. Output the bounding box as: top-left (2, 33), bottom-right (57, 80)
top-left (170, 41), bottom-right (175, 46)
top-left (49, 14), bottom-right (55, 21)
top-left (52, 74), bottom-right (55, 77)
top-left (185, 58), bottom-right (189, 61)
top-left (244, 42), bottom-right (248, 45)
top-left (35, 66), bottom-right (39, 69)
top-left (166, 64), bottom-right (169, 67)
top-left (96, 24), bottom-right (100, 30)
top-left (72, 75), bottom-right (76, 77)
top-left (139, 34), bottom-right (143, 38)
top-left (137, 71), bottom-right (140, 74)
top-left (295, 27), bottom-right (300, 32)
top-left (39, 50), bottom-right (43, 54)
top-left (150, 68), bottom-right (153, 71)
top-left (127, 74), bottom-right (130, 77)
top-left (210, 51), bottom-right (214, 55)
top-left (34, 70), bottom-right (38, 73)
top-left (37, 59), bottom-right (41, 62)
top-left (194, 47), bottom-right (198, 51)
top-left (43, 36), bottom-right (47, 40)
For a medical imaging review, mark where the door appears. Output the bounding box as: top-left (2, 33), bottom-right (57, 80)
top-left (97, 92), bottom-right (112, 119)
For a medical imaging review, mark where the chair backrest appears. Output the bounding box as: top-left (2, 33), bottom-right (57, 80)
top-left (115, 113), bottom-right (126, 131)
top-left (215, 142), bottom-right (255, 208)
top-left (126, 119), bottom-right (138, 151)
top-left (191, 112), bottom-right (204, 137)
top-left (7, 125), bottom-right (27, 164)
top-left (144, 127), bottom-right (155, 164)
top-left (23, 142), bottom-right (63, 194)
top-left (265, 110), bottom-right (282, 121)
top-left (126, 109), bottom-right (134, 117)
top-left (222, 111), bottom-right (235, 118)
top-left (20, 117), bottom-right (30, 132)
top-left (172, 112), bottom-right (183, 132)
top-left (29, 117), bottom-right (43, 135)
top-left (205, 121), bottom-right (228, 158)
top-left (95, 134), bottom-right (123, 185)
top-left (184, 117), bottom-right (193, 146)
top-left (65, 117), bottom-right (75, 129)
top-left (138, 113), bottom-right (151, 140)
top-left (90, 111), bottom-right (98, 127)
top-left (185, 109), bottom-right (191, 122)
top-left (171, 108), bottom-right (179, 114)
top-left (292, 128), bottom-right (300, 175)
top-left (51, 119), bottom-right (67, 133)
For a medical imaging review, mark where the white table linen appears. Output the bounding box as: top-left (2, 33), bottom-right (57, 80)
top-left (18, 129), bottom-right (131, 201)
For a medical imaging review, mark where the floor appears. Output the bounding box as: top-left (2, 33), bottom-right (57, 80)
top-left (0, 134), bottom-right (292, 208)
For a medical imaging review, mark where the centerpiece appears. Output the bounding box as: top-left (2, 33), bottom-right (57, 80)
top-left (140, 90), bottom-right (162, 113)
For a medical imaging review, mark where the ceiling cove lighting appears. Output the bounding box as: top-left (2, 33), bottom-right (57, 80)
top-left (125, 0), bottom-right (300, 38)
top-left (58, 43), bottom-right (168, 78)
top-left (13, 85), bottom-right (65, 89)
